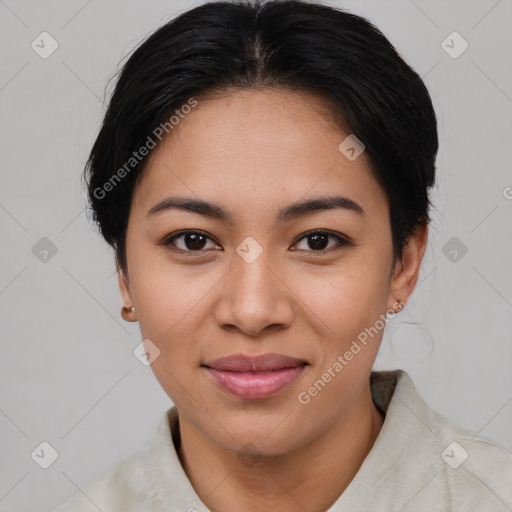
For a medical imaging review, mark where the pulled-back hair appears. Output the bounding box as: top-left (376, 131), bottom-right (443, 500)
top-left (84, 0), bottom-right (438, 273)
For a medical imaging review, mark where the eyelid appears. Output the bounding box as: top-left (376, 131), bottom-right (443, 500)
top-left (160, 228), bottom-right (351, 253)
top-left (291, 229), bottom-right (351, 251)
top-left (159, 229), bottom-right (222, 252)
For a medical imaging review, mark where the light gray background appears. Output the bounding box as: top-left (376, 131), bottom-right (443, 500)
top-left (1, 0), bottom-right (511, 510)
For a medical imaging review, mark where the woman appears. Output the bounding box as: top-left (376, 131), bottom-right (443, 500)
top-left (54, 0), bottom-right (512, 510)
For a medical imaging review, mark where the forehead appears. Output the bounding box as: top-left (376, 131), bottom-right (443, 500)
top-left (132, 88), bottom-right (388, 221)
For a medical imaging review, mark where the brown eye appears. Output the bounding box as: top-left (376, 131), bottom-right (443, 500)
top-left (292, 230), bottom-right (350, 252)
top-left (161, 230), bottom-right (221, 252)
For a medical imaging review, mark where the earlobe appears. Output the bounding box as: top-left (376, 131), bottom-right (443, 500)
top-left (117, 266), bottom-right (137, 322)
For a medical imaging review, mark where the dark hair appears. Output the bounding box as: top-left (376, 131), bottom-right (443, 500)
top-left (84, 0), bottom-right (438, 274)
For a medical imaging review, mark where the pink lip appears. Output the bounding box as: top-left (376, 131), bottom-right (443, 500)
top-left (203, 354), bottom-right (307, 400)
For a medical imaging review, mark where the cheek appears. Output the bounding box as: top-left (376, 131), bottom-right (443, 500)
top-left (129, 259), bottom-right (222, 393)
top-left (293, 266), bottom-right (389, 434)
top-left (133, 268), bottom-right (204, 403)
top-left (131, 259), bottom-right (209, 339)
top-left (295, 260), bottom-right (390, 341)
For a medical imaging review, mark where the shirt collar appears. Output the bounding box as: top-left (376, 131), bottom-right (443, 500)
top-left (146, 369), bottom-right (425, 510)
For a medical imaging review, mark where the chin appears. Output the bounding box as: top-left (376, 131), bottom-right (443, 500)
top-left (207, 408), bottom-right (308, 456)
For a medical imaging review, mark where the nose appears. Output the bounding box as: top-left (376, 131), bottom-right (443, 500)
top-left (213, 248), bottom-right (294, 338)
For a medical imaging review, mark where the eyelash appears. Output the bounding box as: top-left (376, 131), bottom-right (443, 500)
top-left (159, 229), bottom-right (351, 255)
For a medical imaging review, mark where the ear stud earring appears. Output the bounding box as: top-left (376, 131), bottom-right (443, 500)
top-left (386, 299), bottom-right (404, 318)
top-left (393, 299), bottom-right (404, 313)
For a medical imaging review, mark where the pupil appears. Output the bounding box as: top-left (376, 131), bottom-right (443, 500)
top-left (186, 233), bottom-right (206, 250)
top-left (183, 233), bottom-right (329, 251)
top-left (309, 233), bottom-right (328, 250)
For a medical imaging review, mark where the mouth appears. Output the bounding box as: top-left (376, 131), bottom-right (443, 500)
top-left (202, 353), bottom-right (308, 400)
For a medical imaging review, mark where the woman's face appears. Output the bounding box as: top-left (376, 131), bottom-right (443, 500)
top-left (119, 88), bottom-right (424, 456)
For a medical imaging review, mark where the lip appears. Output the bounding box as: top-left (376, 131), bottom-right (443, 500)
top-left (203, 353), bottom-right (308, 400)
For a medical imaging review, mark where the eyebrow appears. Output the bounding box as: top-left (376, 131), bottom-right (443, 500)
top-left (146, 195), bottom-right (365, 223)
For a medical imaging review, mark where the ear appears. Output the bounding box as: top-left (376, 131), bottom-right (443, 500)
top-left (118, 264), bottom-right (137, 322)
top-left (387, 222), bottom-right (429, 311)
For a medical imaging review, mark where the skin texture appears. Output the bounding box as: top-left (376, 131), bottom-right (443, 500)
top-left (118, 88), bottom-right (428, 511)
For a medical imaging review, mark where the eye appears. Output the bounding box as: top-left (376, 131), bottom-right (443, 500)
top-left (291, 230), bottom-right (351, 252)
top-left (160, 230), bottom-right (222, 253)
top-left (159, 229), bottom-right (351, 254)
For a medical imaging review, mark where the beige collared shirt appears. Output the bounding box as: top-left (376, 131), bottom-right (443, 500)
top-left (53, 370), bottom-right (512, 511)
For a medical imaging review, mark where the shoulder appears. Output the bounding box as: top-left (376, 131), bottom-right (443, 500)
top-left (430, 405), bottom-right (512, 509)
top-left (394, 370), bottom-right (512, 509)
top-left (52, 443), bottom-right (157, 512)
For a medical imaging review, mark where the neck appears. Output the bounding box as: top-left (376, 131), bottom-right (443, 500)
top-left (177, 382), bottom-right (383, 512)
